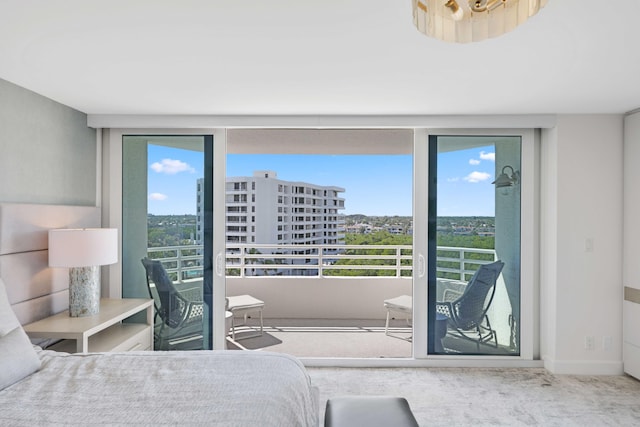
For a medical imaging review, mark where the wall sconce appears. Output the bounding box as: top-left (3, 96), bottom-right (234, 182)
top-left (492, 165), bottom-right (520, 193)
top-left (49, 228), bottom-right (118, 317)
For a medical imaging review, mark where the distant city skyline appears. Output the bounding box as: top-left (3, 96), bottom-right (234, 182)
top-left (147, 145), bottom-right (498, 217)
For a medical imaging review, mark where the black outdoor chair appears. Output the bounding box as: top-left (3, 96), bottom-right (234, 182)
top-left (436, 260), bottom-right (504, 351)
top-left (141, 257), bottom-right (204, 350)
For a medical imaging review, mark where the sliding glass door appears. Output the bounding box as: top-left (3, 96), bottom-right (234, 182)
top-left (113, 127), bottom-right (536, 360)
top-left (122, 135), bottom-right (215, 350)
top-left (428, 135), bottom-right (521, 355)
top-left (414, 129), bottom-right (536, 359)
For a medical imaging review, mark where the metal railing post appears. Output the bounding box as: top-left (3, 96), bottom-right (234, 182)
top-left (318, 246), bottom-right (324, 278)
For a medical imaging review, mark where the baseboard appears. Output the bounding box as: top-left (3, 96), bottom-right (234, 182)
top-left (544, 358), bottom-right (624, 375)
top-left (302, 357), bottom-right (544, 368)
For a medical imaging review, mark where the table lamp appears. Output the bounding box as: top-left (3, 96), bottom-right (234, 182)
top-left (48, 228), bottom-right (118, 317)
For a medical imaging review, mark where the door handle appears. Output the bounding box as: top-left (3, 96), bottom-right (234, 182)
top-left (215, 252), bottom-right (224, 277)
top-left (418, 253), bottom-right (426, 278)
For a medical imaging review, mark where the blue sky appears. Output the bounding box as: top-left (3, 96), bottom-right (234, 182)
top-left (147, 145), bottom-right (203, 215)
top-left (147, 146), bottom-right (497, 217)
top-left (436, 147), bottom-right (497, 217)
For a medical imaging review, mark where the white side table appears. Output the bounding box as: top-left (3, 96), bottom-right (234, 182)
top-left (384, 295), bottom-right (413, 340)
top-left (24, 298), bottom-right (154, 353)
top-left (227, 294), bottom-right (264, 340)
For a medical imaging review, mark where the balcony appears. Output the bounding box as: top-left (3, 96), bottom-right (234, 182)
top-left (147, 244), bottom-right (513, 357)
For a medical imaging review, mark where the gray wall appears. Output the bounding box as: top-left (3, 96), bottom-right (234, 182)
top-left (0, 78), bottom-right (96, 205)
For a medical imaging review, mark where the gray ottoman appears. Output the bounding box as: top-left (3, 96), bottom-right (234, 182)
top-left (324, 396), bottom-right (419, 427)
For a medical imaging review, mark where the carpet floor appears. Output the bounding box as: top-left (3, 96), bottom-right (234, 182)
top-left (307, 367), bottom-right (640, 426)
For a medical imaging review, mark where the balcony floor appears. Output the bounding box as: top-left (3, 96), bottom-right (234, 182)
top-left (226, 318), bottom-right (413, 358)
top-left (225, 318), bottom-right (515, 358)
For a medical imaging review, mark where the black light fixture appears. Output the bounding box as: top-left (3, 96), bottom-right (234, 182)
top-left (492, 165), bottom-right (520, 188)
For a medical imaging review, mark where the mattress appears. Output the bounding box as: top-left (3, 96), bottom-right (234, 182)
top-left (0, 348), bottom-right (318, 426)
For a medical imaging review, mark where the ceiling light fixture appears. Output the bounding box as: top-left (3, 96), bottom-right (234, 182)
top-left (412, 0), bottom-right (548, 43)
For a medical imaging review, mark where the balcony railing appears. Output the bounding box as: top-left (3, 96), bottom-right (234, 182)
top-left (146, 244), bottom-right (496, 281)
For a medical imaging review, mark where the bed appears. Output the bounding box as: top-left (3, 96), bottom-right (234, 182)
top-left (0, 347), bottom-right (318, 426)
top-left (0, 288), bottom-right (318, 426)
top-left (0, 203), bottom-right (319, 426)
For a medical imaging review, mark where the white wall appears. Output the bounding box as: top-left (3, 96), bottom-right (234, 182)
top-left (227, 276), bottom-right (412, 319)
top-left (541, 115), bottom-right (624, 375)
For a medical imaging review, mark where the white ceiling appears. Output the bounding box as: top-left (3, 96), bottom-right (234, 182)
top-left (1, 0), bottom-right (639, 116)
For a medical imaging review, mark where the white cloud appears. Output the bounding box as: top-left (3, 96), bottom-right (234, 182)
top-left (150, 158), bottom-right (196, 174)
top-left (464, 171), bottom-right (491, 183)
top-left (479, 151), bottom-right (495, 162)
top-left (469, 159), bottom-right (481, 165)
top-left (149, 193), bottom-right (168, 201)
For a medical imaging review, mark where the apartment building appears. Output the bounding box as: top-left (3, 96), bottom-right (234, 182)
top-left (197, 170), bottom-right (345, 246)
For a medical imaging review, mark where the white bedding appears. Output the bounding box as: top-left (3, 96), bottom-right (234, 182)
top-left (0, 348), bottom-right (318, 427)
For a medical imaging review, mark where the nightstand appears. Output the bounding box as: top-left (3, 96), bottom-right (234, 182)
top-left (24, 298), bottom-right (154, 353)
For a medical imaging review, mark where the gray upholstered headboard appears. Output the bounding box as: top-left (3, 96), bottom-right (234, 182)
top-left (0, 203), bottom-right (100, 325)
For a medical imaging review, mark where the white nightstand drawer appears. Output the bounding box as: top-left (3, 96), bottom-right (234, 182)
top-left (107, 324), bottom-right (152, 352)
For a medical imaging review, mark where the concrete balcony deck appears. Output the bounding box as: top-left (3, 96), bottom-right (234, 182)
top-left (226, 318), bottom-right (412, 358)
top-left (225, 317), bottom-right (512, 358)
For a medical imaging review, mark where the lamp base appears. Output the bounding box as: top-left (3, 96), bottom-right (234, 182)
top-left (69, 266), bottom-right (100, 317)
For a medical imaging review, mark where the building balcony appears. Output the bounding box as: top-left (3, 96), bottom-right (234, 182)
top-left (147, 244), bottom-right (513, 358)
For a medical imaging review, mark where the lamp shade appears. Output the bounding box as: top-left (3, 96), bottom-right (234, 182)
top-left (49, 228), bottom-right (118, 268)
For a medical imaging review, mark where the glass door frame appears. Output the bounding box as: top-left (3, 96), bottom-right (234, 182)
top-left (102, 125), bottom-right (539, 361)
top-left (413, 128), bottom-right (539, 360)
top-left (101, 128), bottom-right (228, 350)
